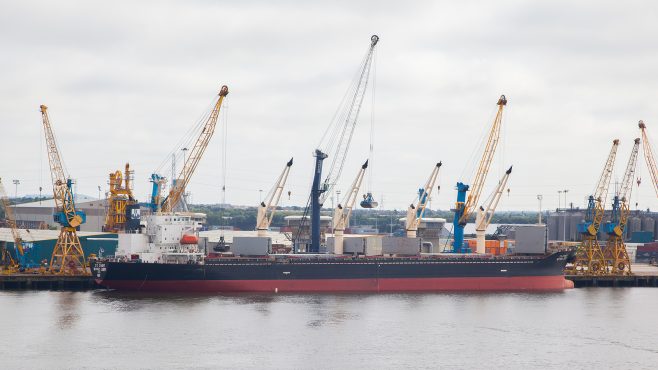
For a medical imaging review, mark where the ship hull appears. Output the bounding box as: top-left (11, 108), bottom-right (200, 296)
top-left (96, 276), bottom-right (572, 292)
top-left (93, 251), bottom-right (573, 293)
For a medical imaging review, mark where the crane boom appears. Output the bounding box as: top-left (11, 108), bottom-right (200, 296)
top-left (602, 138), bottom-right (639, 275)
top-left (307, 35), bottom-right (379, 253)
top-left (569, 139), bottom-right (619, 276)
top-left (474, 166), bottom-right (512, 254)
top-left (639, 120), bottom-right (658, 198)
top-left (452, 95), bottom-right (507, 253)
top-left (161, 85), bottom-right (229, 213)
top-left (40, 105), bottom-right (87, 275)
top-left (332, 160), bottom-right (368, 254)
top-left (0, 178), bottom-right (24, 258)
top-left (40, 105), bottom-right (83, 228)
top-left (319, 35), bottom-right (379, 206)
top-left (256, 158), bottom-right (293, 237)
top-left (405, 162), bottom-right (442, 238)
top-left (617, 138), bottom-right (641, 206)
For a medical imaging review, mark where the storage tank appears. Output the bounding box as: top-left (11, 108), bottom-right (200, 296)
top-left (642, 217), bottom-right (655, 235)
top-left (629, 217), bottom-right (642, 235)
top-left (557, 214), bottom-right (568, 241)
top-left (547, 214), bottom-right (559, 240)
top-left (569, 213), bottom-right (584, 241)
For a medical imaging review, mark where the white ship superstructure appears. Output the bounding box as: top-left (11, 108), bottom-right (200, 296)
top-left (115, 213), bottom-right (203, 264)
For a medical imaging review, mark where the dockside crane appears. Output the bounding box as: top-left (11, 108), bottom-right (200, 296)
top-left (568, 139), bottom-right (619, 275)
top-left (405, 162), bottom-right (442, 238)
top-left (603, 138), bottom-right (639, 275)
top-left (40, 105), bottom-right (88, 275)
top-left (103, 163), bottom-right (136, 232)
top-left (332, 160), bottom-right (368, 254)
top-left (0, 177), bottom-right (24, 273)
top-left (452, 95), bottom-right (507, 253)
top-left (155, 85), bottom-right (228, 213)
top-left (306, 35), bottom-right (379, 253)
top-left (256, 158), bottom-right (293, 237)
top-left (474, 167), bottom-right (512, 254)
top-left (638, 120), bottom-right (658, 198)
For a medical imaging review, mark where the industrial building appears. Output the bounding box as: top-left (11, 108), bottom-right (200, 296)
top-left (11, 195), bottom-right (107, 232)
top-left (546, 208), bottom-right (658, 243)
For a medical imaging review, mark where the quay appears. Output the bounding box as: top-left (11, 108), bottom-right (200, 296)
top-left (567, 264), bottom-right (658, 288)
top-left (0, 274), bottom-right (98, 290)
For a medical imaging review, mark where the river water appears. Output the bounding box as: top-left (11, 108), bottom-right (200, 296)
top-left (1, 288), bottom-right (657, 369)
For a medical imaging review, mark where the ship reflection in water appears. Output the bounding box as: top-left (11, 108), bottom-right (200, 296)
top-left (1, 289), bottom-right (657, 369)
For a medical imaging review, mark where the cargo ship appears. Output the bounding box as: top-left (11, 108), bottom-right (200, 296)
top-left (91, 213), bottom-right (575, 292)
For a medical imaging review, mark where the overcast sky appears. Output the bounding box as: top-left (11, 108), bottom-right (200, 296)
top-left (2, 0), bottom-right (658, 212)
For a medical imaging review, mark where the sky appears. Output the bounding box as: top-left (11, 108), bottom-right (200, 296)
top-left (2, 0), bottom-right (658, 212)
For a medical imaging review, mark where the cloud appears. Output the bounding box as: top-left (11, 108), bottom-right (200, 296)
top-left (1, 0), bottom-right (658, 212)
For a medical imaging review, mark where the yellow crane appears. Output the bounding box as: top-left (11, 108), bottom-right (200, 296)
top-left (0, 177), bottom-right (24, 273)
top-left (103, 163), bottom-right (136, 232)
top-left (568, 139), bottom-right (619, 275)
top-left (160, 85), bottom-right (229, 213)
top-left (452, 95), bottom-right (507, 253)
top-left (405, 162), bottom-right (442, 238)
top-left (256, 158), bottom-right (293, 237)
top-left (40, 105), bottom-right (88, 275)
top-left (603, 138), bottom-right (640, 275)
top-left (638, 120), bottom-right (658, 198)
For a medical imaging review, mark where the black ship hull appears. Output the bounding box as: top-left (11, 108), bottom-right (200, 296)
top-left (92, 251), bottom-right (573, 292)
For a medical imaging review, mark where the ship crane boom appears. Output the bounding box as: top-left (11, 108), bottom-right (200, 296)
top-left (161, 85), bottom-right (229, 213)
top-left (405, 162), bottom-right (442, 238)
top-left (332, 160), bottom-right (368, 254)
top-left (452, 95), bottom-right (507, 253)
top-left (475, 166), bottom-right (512, 254)
top-left (256, 158), bottom-right (293, 237)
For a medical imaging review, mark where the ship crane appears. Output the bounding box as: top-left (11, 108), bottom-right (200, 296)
top-left (638, 120), bottom-right (658, 198)
top-left (332, 160), bottom-right (368, 254)
top-left (569, 139), bottom-right (619, 275)
top-left (157, 85), bottom-right (229, 213)
top-left (256, 158), bottom-right (293, 237)
top-left (405, 162), bottom-right (442, 238)
top-left (603, 138), bottom-right (639, 275)
top-left (40, 105), bottom-right (88, 275)
top-left (474, 166), bottom-right (512, 254)
top-left (452, 95), bottom-right (507, 253)
top-left (0, 178), bottom-right (24, 272)
top-left (305, 35), bottom-right (379, 253)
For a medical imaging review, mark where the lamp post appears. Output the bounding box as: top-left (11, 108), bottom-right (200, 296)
top-left (558, 190), bottom-right (562, 210)
top-left (537, 195), bottom-right (543, 224)
top-left (563, 189), bottom-right (569, 209)
top-left (12, 179), bottom-right (20, 199)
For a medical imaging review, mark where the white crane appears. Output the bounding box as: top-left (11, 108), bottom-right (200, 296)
top-left (405, 162), bottom-right (442, 238)
top-left (474, 166), bottom-right (512, 254)
top-left (332, 160), bottom-right (368, 254)
top-left (256, 158), bottom-right (293, 237)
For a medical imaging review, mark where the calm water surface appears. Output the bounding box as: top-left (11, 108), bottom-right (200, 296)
top-left (1, 288), bottom-right (657, 369)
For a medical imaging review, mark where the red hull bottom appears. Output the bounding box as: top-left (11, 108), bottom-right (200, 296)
top-left (97, 276), bottom-right (574, 292)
